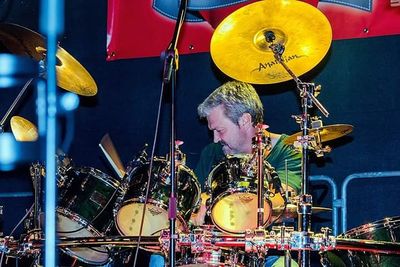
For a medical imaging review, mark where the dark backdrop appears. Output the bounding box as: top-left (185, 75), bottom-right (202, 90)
top-left (1, 0), bottom-right (400, 265)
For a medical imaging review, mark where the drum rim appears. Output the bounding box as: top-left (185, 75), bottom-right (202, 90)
top-left (61, 247), bottom-right (111, 265)
top-left (340, 216), bottom-right (400, 238)
top-left (75, 166), bottom-right (121, 189)
top-left (131, 158), bottom-right (202, 209)
top-left (206, 156), bottom-right (272, 190)
top-left (57, 207), bottom-right (103, 236)
top-left (56, 207), bottom-right (111, 265)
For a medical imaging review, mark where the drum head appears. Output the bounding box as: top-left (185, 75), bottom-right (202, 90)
top-left (211, 192), bottom-right (271, 234)
top-left (57, 208), bottom-right (110, 265)
top-left (116, 201), bottom-right (185, 236)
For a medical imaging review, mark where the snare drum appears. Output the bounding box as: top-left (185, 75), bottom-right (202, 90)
top-left (207, 155), bottom-right (273, 234)
top-left (115, 158), bottom-right (201, 236)
top-left (57, 166), bottom-right (123, 265)
top-left (324, 216), bottom-right (400, 266)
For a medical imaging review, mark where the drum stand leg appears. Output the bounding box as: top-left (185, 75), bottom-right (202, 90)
top-left (284, 250), bottom-right (292, 267)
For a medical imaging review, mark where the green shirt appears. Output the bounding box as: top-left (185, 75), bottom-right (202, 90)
top-left (194, 134), bottom-right (302, 193)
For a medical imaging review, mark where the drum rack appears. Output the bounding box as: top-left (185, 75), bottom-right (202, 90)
top-left (1, 228), bottom-right (400, 261)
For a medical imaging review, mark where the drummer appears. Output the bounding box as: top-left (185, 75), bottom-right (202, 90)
top-left (195, 80), bottom-right (301, 194)
top-left (150, 80), bottom-right (301, 267)
top-left (193, 80), bottom-right (301, 266)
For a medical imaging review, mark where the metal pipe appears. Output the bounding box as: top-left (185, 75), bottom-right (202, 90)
top-left (309, 175), bottom-right (338, 235)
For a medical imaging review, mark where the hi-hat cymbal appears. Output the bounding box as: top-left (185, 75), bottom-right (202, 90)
top-left (210, 0), bottom-right (332, 84)
top-left (0, 23), bottom-right (97, 96)
top-left (10, 116), bottom-right (38, 142)
top-left (285, 124), bottom-right (354, 144)
top-left (272, 203), bottom-right (332, 218)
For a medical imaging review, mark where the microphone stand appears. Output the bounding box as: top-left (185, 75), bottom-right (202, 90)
top-left (266, 31), bottom-right (329, 267)
top-left (162, 0), bottom-right (188, 265)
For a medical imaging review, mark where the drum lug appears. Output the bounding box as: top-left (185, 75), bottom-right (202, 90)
top-left (68, 195), bottom-right (77, 209)
top-left (80, 176), bottom-right (89, 191)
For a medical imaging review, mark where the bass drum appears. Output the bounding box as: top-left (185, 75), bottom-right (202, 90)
top-left (57, 166), bottom-right (123, 265)
top-left (115, 158), bottom-right (201, 236)
top-left (207, 155), bottom-right (275, 234)
top-left (324, 216), bottom-right (400, 266)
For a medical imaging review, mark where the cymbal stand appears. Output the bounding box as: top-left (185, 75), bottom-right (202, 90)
top-left (283, 159), bottom-right (292, 267)
top-left (254, 124), bottom-right (269, 229)
top-left (28, 164), bottom-right (43, 235)
top-left (266, 31), bottom-right (329, 267)
top-left (0, 78), bottom-right (34, 133)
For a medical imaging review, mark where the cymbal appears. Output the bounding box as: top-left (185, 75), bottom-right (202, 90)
top-left (210, 0), bottom-right (332, 84)
top-left (272, 203), bottom-right (331, 218)
top-left (10, 116), bottom-right (38, 142)
top-left (285, 124), bottom-right (354, 144)
top-left (0, 23), bottom-right (97, 96)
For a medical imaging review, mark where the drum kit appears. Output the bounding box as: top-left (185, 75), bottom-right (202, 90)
top-left (0, 0), bottom-right (400, 266)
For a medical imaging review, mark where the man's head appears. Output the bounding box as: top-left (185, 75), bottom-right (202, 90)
top-left (198, 81), bottom-right (264, 154)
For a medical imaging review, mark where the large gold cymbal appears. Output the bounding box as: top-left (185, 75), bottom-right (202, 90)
top-left (285, 124), bottom-right (354, 144)
top-left (10, 116), bottom-right (38, 142)
top-left (0, 23), bottom-right (97, 96)
top-left (210, 0), bottom-right (332, 84)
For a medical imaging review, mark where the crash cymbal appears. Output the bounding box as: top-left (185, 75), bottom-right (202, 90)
top-left (10, 116), bottom-right (38, 142)
top-left (210, 0), bottom-right (332, 84)
top-left (272, 203), bottom-right (331, 218)
top-left (285, 124), bottom-right (354, 144)
top-left (0, 23), bottom-right (97, 96)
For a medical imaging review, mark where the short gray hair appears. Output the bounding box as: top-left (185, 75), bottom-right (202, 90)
top-left (198, 81), bottom-right (263, 125)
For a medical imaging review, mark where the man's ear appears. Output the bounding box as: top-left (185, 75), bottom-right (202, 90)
top-left (238, 113), bottom-right (252, 128)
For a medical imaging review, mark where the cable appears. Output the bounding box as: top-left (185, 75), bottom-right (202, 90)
top-left (132, 73), bottom-right (166, 267)
top-left (10, 204), bottom-right (34, 236)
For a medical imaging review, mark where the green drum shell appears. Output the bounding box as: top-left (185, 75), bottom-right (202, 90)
top-left (207, 155), bottom-right (272, 234)
top-left (58, 166), bottom-right (122, 233)
top-left (57, 166), bottom-right (122, 265)
top-left (325, 216), bottom-right (400, 267)
top-left (115, 158), bottom-right (201, 236)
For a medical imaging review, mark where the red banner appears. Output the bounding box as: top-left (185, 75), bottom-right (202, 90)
top-left (319, 0), bottom-right (400, 40)
top-left (106, 0), bottom-right (400, 60)
top-left (106, 0), bottom-right (213, 60)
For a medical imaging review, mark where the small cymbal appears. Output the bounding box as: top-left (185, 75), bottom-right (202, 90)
top-left (10, 116), bottom-right (38, 142)
top-left (210, 0), bottom-right (332, 84)
top-left (0, 23), bottom-right (97, 96)
top-left (285, 124), bottom-right (354, 144)
top-left (272, 203), bottom-right (332, 218)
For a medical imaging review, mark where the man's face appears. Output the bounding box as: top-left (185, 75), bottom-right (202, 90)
top-left (207, 105), bottom-right (248, 155)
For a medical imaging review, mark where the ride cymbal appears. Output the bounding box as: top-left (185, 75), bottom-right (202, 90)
top-left (285, 124), bottom-right (354, 144)
top-left (0, 23), bottom-right (97, 96)
top-left (210, 0), bottom-right (332, 84)
top-left (10, 116), bottom-right (38, 142)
